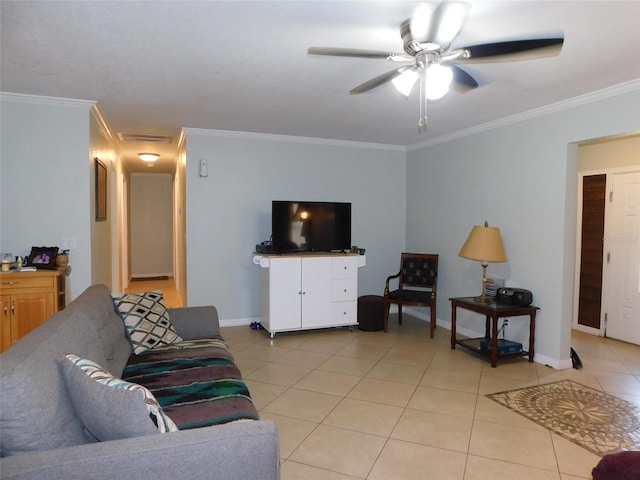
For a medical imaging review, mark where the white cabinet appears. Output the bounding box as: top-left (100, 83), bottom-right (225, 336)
top-left (254, 254), bottom-right (365, 338)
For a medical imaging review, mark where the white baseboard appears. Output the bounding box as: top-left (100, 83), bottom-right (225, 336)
top-left (395, 307), bottom-right (575, 370)
top-left (220, 317), bottom-right (258, 328)
top-left (534, 353), bottom-right (574, 370)
top-left (130, 273), bottom-right (173, 279)
top-left (220, 308), bottom-right (575, 370)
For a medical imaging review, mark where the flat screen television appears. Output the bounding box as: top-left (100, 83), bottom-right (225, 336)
top-left (272, 201), bottom-right (351, 253)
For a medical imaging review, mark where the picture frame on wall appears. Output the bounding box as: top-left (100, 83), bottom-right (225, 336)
top-left (95, 157), bottom-right (107, 221)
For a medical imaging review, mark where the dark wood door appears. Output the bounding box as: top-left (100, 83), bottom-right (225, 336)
top-left (577, 174), bottom-right (606, 329)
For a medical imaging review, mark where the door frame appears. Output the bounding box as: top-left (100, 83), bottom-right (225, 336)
top-left (573, 166), bottom-right (640, 336)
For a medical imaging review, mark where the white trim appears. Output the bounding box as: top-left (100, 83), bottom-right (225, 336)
top-left (534, 352), bottom-right (573, 370)
top-left (573, 165), bottom-right (640, 335)
top-left (0, 91), bottom-right (95, 108)
top-left (220, 317), bottom-right (259, 328)
top-left (90, 105), bottom-right (121, 155)
top-left (130, 273), bottom-right (173, 279)
top-left (408, 79), bottom-right (640, 151)
top-left (182, 127), bottom-right (406, 152)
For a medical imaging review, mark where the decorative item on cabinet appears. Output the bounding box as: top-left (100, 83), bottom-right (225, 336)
top-left (56, 250), bottom-right (69, 267)
top-left (26, 246), bottom-right (59, 270)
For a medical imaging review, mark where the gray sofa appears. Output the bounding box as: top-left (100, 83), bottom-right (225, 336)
top-left (0, 284), bottom-right (280, 480)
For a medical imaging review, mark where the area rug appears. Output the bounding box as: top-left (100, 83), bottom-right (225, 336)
top-left (486, 379), bottom-right (640, 456)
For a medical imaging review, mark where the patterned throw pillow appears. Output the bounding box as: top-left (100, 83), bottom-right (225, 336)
top-left (61, 354), bottom-right (178, 441)
top-left (111, 290), bottom-right (183, 354)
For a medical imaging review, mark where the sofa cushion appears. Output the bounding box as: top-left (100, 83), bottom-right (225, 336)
top-left (122, 339), bottom-right (260, 429)
top-left (0, 286), bottom-right (120, 456)
top-left (111, 291), bottom-right (183, 354)
top-left (61, 354), bottom-right (178, 441)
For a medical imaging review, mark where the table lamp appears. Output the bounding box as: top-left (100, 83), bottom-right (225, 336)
top-left (459, 221), bottom-right (507, 304)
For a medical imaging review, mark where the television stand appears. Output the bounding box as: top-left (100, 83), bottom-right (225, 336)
top-left (253, 253), bottom-right (366, 337)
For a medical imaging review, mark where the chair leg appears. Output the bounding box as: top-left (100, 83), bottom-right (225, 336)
top-left (430, 307), bottom-right (435, 339)
top-left (383, 299), bottom-right (389, 333)
top-left (398, 305), bottom-right (402, 325)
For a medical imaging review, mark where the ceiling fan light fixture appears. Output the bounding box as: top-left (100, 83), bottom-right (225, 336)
top-left (139, 153), bottom-right (159, 162)
top-left (426, 64), bottom-right (453, 100)
top-left (392, 69), bottom-right (419, 97)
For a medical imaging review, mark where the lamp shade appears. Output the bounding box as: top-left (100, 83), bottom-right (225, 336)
top-left (459, 224), bottom-right (507, 263)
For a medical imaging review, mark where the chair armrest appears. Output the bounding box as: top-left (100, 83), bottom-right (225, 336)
top-left (167, 306), bottom-right (221, 340)
top-left (384, 270), bottom-right (402, 295)
top-left (0, 420), bottom-right (279, 480)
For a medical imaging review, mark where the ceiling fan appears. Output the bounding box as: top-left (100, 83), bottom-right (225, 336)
top-left (308, 1), bottom-right (563, 132)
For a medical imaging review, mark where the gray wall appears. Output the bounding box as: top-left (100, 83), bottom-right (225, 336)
top-left (0, 94), bottom-right (93, 300)
top-left (184, 131), bottom-right (407, 323)
top-left (2, 86), bottom-right (639, 369)
top-left (406, 87), bottom-right (640, 367)
top-left (130, 173), bottom-right (174, 278)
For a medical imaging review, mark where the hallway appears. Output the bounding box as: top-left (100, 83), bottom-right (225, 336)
top-left (125, 277), bottom-right (183, 308)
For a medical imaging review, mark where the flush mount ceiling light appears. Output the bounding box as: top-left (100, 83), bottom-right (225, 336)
top-left (308, 1), bottom-right (563, 133)
top-left (138, 153), bottom-right (159, 162)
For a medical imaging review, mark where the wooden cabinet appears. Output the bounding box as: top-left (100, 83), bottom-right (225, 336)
top-left (0, 269), bottom-right (66, 353)
top-left (255, 253), bottom-right (365, 338)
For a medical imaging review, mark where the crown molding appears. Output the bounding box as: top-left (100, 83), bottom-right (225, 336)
top-left (408, 79), bottom-right (640, 151)
top-left (90, 104), bottom-right (120, 153)
top-left (0, 91), bottom-right (95, 109)
top-left (182, 127), bottom-right (406, 152)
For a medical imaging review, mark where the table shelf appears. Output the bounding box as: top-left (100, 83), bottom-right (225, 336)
top-left (449, 297), bottom-right (539, 368)
top-left (455, 337), bottom-right (531, 362)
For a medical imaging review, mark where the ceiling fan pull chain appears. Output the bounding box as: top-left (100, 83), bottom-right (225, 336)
top-left (418, 69), bottom-right (428, 133)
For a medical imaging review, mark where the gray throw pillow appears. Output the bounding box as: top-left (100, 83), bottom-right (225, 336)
top-left (60, 354), bottom-right (178, 441)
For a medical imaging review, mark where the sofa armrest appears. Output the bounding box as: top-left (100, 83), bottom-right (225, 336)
top-left (0, 420), bottom-right (279, 480)
top-left (167, 306), bottom-right (221, 339)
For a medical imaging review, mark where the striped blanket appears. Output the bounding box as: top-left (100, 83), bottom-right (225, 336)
top-left (122, 339), bottom-right (259, 429)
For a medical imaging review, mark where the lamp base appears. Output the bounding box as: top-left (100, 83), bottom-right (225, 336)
top-left (473, 294), bottom-right (495, 305)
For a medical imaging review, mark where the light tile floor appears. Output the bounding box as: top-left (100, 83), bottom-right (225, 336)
top-left (225, 320), bottom-right (640, 480)
top-left (132, 280), bottom-right (640, 479)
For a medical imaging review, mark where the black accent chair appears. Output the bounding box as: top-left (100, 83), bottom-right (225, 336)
top-left (384, 253), bottom-right (438, 338)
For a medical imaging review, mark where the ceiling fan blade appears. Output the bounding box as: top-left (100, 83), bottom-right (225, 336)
top-left (459, 38), bottom-right (564, 62)
top-left (308, 47), bottom-right (408, 61)
top-left (430, 1), bottom-right (471, 47)
top-left (350, 68), bottom-right (403, 95)
top-left (450, 65), bottom-right (478, 93)
top-left (410, 2), bottom-right (470, 46)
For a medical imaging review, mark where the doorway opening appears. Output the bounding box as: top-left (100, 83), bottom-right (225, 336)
top-left (573, 134), bottom-right (640, 345)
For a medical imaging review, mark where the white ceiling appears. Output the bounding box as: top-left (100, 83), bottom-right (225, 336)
top-left (2, 1), bottom-right (639, 174)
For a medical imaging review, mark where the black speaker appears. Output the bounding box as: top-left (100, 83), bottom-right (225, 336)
top-left (496, 288), bottom-right (533, 306)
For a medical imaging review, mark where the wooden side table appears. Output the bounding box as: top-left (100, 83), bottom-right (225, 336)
top-left (449, 297), bottom-right (539, 368)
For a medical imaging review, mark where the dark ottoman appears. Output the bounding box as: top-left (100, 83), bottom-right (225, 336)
top-left (358, 295), bottom-right (384, 331)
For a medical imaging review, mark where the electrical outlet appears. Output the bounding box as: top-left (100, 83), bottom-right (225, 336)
top-left (61, 238), bottom-right (77, 250)
top-left (503, 318), bottom-right (510, 329)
